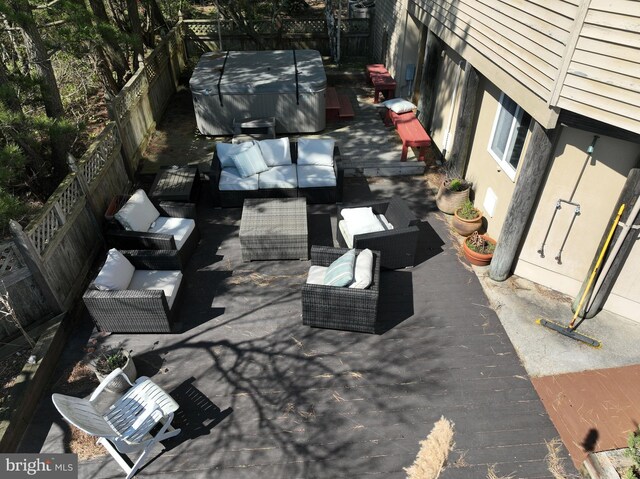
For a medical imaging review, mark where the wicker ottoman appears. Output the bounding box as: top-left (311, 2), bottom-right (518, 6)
top-left (240, 198), bottom-right (308, 261)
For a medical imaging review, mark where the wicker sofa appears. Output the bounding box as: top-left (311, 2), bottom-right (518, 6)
top-left (302, 246), bottom-right (380, 333)
top-left (83, 250), bottom-right (184, 333)
top-left (210, 138), bottom-right (344, 207)
top-left (105, 192), bottom-right (199, 266)
top-left (337, 196), bottom-right (420, 269)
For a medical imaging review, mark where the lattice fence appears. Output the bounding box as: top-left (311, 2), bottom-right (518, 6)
top-left (79, 124), bottom-right (120, 186)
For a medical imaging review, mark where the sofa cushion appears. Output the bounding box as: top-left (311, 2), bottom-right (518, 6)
top-left (341, 207), bottom-right (386, 236)
top-left (306, 265), bottom-right (327, 285)
top-left (349, 249), bottom-right (374, 289)
top-left (219, 167), bottom-right (259, 191)
top-left (297, 138), bottom-right (335, 166)
top-left (258, 165), bottom-right (298, 189)
top-left (128, 270), bottom-right (183, 309)
top-left (115, 189), bottom-right (160, 232)
top-left (382, 98), bottom-right (416, 114)
top-left (297, 165), bottom-right (336, 188)
top-left (217, 141), bottom-right (252, 168)
top-left (323, 249), bottom-right (356, 287)
top-left (258, 138), bottom-right (292, 166)
top-left (148, 217), bottom-right (196, 250)
top-left (338, 220), bottom-right (354, 248)
top-left (93, 248), bottom-right (135, 291)
top-left (232, 142), bottom-right (269, 178)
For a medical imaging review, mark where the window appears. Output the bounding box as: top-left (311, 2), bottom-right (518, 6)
top-left (488, 92), bottom-right (531, 181)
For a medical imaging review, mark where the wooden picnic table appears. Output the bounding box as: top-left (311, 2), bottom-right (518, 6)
top-left (371, 73), bottom-right (396, 103)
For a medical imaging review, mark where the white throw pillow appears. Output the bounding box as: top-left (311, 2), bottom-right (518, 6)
top-left (297, 138), bottom-right (335, 167)
top-left (93, 249), bottom-right (135, 291)
top-left (258, 138), bottom-right (292, 166)
top-left (231, 142), bottom-right (269, 178)
top-left (382, 98), bottom-right (417, 114)
top-left (115, 189), bottom-right (160, 232)
top-left (350, 249), bottom-right (374, 289)
top-left (340, 207), bottom-right (385, 236)
top-left (217, 141), bottom-right (253, 168)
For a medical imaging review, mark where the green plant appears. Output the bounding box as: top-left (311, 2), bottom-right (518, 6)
top-left (457, 199), bottom-right (480, 220)
top-left (624, 427), bottom-right (640, 478)
top-left (95, 348), bottom-right (129, 376)
top-left (466, 232), bottom-right (495, 255)
top-left (444, 178), bottom-right (470, 192)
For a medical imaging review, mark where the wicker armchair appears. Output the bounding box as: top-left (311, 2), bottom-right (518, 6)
top-left (105, 195), bottom-right (200, 264)
top-left (338, 196), bottom-right (420, 269)
top-left (83, 250), bottom-right (184, 333)
top-left (302, 246), bottom-right (380, 333)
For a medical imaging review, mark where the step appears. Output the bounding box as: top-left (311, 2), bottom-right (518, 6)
top-left (338, 94), bottom-right (355, 119)
top-left (340, 159), bottom-right (425, 177)
top-left (325, 87), bottom-right (340, 122)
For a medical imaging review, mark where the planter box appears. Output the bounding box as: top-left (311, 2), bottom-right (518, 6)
top-left (584, 450), bottom-right (633, 479)
top-left (0, 313), bottom-right (68, 452)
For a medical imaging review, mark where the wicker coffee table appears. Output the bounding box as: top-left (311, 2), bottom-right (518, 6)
top-left (240, 198), bottom-right (308, 261)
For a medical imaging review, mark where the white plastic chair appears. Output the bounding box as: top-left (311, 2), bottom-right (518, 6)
top-left (52, 368), bottom-right (181, 479)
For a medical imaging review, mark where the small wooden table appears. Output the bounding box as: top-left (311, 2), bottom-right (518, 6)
top-left (239, 198), bottom-right (308, 261)
top-left (149, 166), bottom-right (199, 202)
top-left (371, 73), bottom-right (397, 103)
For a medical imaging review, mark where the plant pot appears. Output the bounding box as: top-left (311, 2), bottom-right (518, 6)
top-left (453, 208), bottom-right (483, 236)
top-left (436, 181), bottom-right (470, 214)
top-left (462, 234), bottom-right (496, 266)
top-left (94, 351), bottom-right (137, 393)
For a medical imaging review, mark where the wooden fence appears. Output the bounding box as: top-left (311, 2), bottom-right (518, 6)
top-left (0, 23), bottom-right (187, 343)
top-left (183, 18), bottom-right (370, 59)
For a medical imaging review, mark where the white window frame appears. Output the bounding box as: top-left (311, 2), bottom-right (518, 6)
top-left (487, 92), bottom-right (527, 181)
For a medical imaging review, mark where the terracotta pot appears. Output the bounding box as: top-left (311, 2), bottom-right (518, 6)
top-left (436, 181), bottom-right (470, 214)
top-left (462, 234), bottom-right (496, 266)
top-left (95, 350), bottom-right (137, 393)
top-left (453, 208), bottom-right (483, 236)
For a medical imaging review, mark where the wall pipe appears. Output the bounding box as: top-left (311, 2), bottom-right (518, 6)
top-left (572, 168), bottom-right (640, 318)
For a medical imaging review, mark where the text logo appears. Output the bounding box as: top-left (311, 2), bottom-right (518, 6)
top-left (1, 454), bottom-right (77, 478)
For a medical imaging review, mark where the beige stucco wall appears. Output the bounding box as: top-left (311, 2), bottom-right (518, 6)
top-left (395, 13), bottom-right (422, 100)
top-left (514, 128), bottom-right (640, 321)
top-left (464, 79), bottom-right (526, 239)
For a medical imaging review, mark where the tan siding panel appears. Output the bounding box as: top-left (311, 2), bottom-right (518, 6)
top-left (580, 24), bottom-right (640, 49)
top-left (585, 10), bottom-right (640, 33)
top-left (560, 85), bottom-right (640, 121)
top-left (441, 0), bottom-right (563, 68)
top-left (429, 5), bottom-right (558, 81)
top-left (567, 62), bottom-right (640, 93)
top-left (563, 74), bottom-right (640, 106)
top-left (576, 36), bottom-right (639, 62)
top-left (589, 0), bottom-right (640, 16)
top-left (476, 0), bottom-right (573, 40)
top-left (557, 97), bottom-right (640, 134)
top-left (571, 49), bottom-right (640, 77)
top-left (525, 0), bottom-right (579, 18)
top-left (497, 0), bottom-right (575, 30)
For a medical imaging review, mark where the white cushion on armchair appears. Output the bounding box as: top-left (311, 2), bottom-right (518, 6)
top-left (93, 249), bottom-right (135, 291)
top-left (148, 217), bottom-right (196, 250)
top-left (128, 270), bottom-right (183, 309)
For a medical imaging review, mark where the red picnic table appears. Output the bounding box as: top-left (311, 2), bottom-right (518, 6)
top-left (371, 73), bottom-right (397, 103)
top-left (395, 114), bottom-right (432, 162)
top-left (365, 64), bottom-right (388, 84)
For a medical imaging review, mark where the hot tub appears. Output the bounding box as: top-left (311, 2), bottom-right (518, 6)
top-left (189, 50), bottom-right (327, 135)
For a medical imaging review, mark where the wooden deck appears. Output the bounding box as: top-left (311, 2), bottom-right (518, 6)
top-left (21, 177), bottom-right (575, 478)
top-left (533, 365), bottom-right (640, 468)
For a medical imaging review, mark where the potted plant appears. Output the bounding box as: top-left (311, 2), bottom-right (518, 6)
top-left (453, 199), bottom-right (483, 236)
top-left (93, 347), bottom-right (137, 393)
top-left (436, 177), bottom-right (471, 214)
top-left (462, 231), bottom-right (496, 266)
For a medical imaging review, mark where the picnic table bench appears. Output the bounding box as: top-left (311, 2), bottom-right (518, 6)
top-left (396, 114), bottom-right (432, 162)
